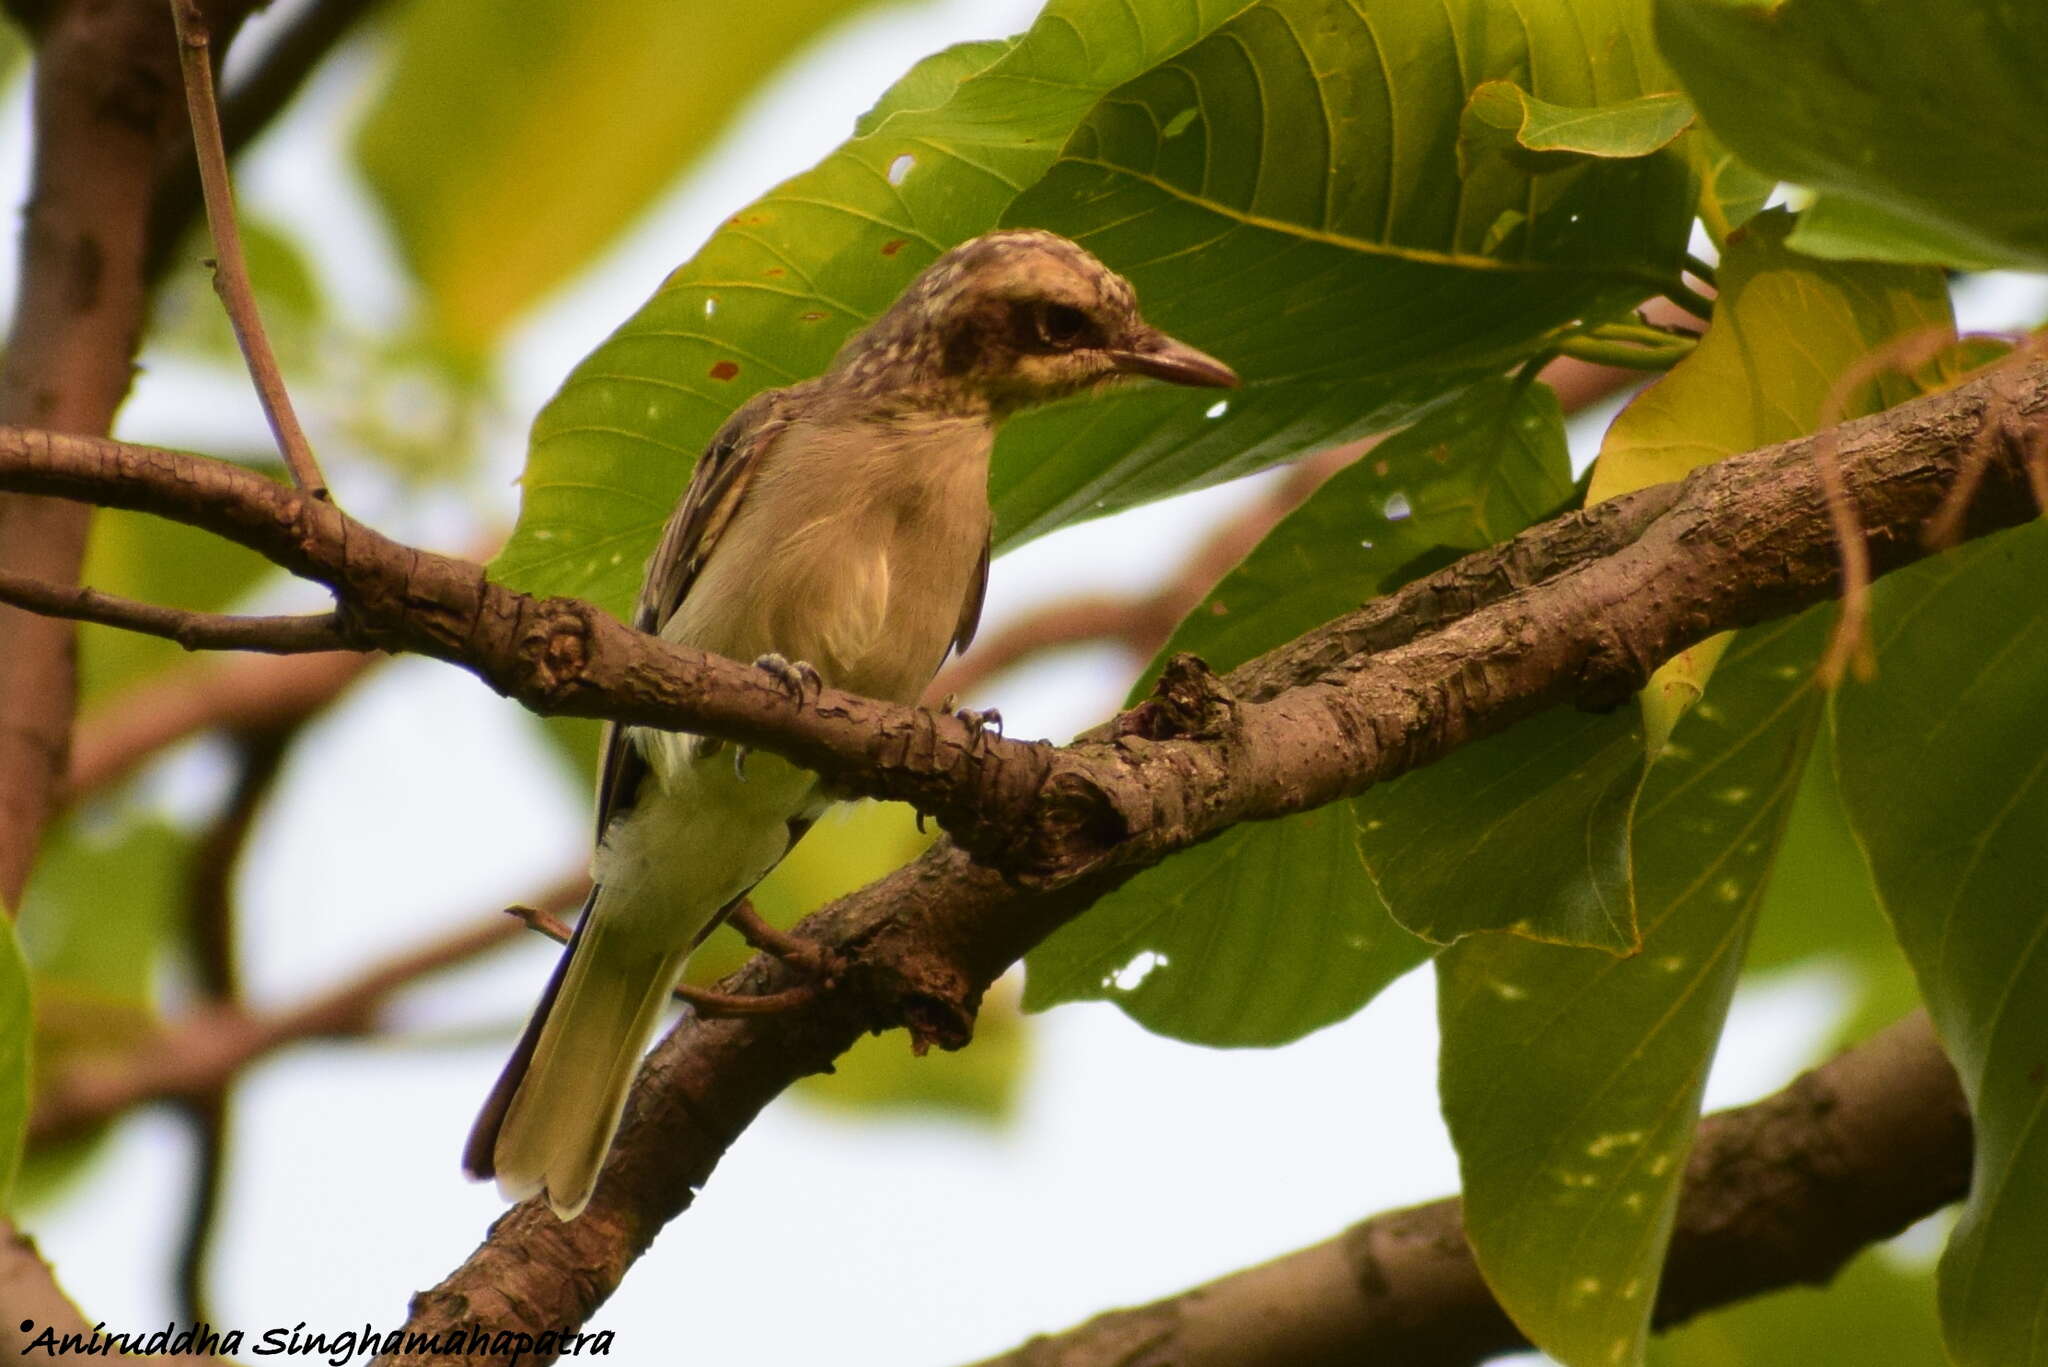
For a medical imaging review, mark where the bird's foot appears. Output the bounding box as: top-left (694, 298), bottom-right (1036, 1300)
top-left (729, 902), bottom-right (844, 982)
top-left (753, 652), bottom-right (822, 704)
top-left (676, 903), bottom-right (843, 1018)
top-left (937, 692), bottom-right (1004, 739)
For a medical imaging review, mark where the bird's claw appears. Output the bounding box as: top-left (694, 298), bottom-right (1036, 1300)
top-left (733, 744), bottom-right (751, 783)
top-left (956, 705), bottom-right (1003, 740)
top-left (753, 652), bottom-right (822, 704)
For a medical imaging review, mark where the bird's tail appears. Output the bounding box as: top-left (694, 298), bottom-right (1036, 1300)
top-left (462, 891), bottom-right (688, 1220)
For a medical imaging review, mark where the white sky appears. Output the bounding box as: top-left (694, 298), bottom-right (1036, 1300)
top-left (6, 0), bottom-right (2040, 1362)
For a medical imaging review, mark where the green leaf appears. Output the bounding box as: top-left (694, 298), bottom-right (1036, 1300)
top-left (1833, 517), bottom-right (2048, 1367)
top-left (1024, 803), bottom-right (1431, 1047)
top-left (1440, 609), bottom-right (1829, 1367)
top-left (1656, 0), bottom-right (2048, 270)
top-left (1589, 209), bottom-right (1950, 501)
top-left (356, 0), bottom-right (894, 357)
top-left (495, 0), bottom-right (1695, 616)
top-left (1025, 378), bottom-right (1568, 1044)
top-left (1365, 705), bottom-right (1650, 951)
top-left (0, 918), bottom-right (28, 1210)
top-left (851, 37), bottom-right (1017, 137)
top-left (1460, 83), bottom-right (1695, 175)
top-left (1682, 124), bottom-right (1774, 248)
top-left (1788, 194), bottom-right (2025, 274)
top-left (1743, 731), bottom-right (1917, 1046)
top-left (1649, 1245), bottom-right (1944, 1367)
top-left (1587, 206), bottom-right (1951, 742)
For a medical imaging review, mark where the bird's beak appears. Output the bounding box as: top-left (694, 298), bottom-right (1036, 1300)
top-left (1108, 328), bottom-right (1240, 389)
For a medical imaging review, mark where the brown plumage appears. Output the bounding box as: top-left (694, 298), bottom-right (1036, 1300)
top-left (465, 228), bottom-right (1236, 1219)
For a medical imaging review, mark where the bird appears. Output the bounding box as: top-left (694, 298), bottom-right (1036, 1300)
top-left (464, 227), bottom-right (1238, 1220)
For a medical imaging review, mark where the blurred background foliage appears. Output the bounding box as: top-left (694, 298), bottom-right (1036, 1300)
top-left (0, 0), bottom-right (2044, 1362)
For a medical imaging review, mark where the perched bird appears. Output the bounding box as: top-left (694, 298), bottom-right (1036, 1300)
top-left (464, 228), bottom-right (1238, 1219)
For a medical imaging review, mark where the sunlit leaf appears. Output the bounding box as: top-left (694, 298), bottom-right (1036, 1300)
top-left (495, 0), bottom-right (1693, 617)
top-left (1589, 206), bottom-right (1951, 746)
top-left (1460, 83), bottom-right (1695, 175)
top-left (357, 0), bottom-right (894, 357)
top-left (1834, 518), bottom-right (2048, 1367)
top-left (1027, 378), bottom-right (1567, 1044)
top-left (1441, 610), bottom-right (1829, 1367)
top-left (1681, 124), bottom-right (1774, 248)
top-left (1656, 0), bottom-right (2048, 270)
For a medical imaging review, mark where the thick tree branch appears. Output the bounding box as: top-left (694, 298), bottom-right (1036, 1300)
top-left (965, 1013), bottom-right (1966, 1367)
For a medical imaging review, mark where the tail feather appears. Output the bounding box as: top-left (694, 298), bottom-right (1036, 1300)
top-left (463, 891), bottom-right (687, 1219)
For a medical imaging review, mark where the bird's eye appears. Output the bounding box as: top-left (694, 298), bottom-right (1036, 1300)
top-left (1035, 303), bottom-right (1090, 350)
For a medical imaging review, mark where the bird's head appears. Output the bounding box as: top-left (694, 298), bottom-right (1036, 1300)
top-left (836, 229), bottom-right (1238, 416)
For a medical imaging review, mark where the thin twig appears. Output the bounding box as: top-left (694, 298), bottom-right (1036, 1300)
top-left (0, 568), bottom-right (350, 653)
top-left (168, 0), bottom-right (329, 500)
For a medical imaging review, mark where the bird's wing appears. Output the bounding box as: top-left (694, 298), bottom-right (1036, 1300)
top-left (951, 533), bottom-right (990, 658)
top-left (592, 390), bottom-right (790, 838)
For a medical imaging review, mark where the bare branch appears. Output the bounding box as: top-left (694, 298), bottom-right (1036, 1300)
top-left (168, 0), bottom-right (328, 499)
top-left (0, 568), bottom-right (350, 653)
top-left (963, 1014), bottom-right (1966, 1367)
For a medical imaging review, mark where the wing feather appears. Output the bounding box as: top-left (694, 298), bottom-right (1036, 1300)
top-left (592, 390), bottom-right (791, 838)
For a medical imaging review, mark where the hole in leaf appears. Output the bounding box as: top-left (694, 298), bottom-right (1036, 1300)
top-left (1382, 491), bottom-right (1412, 521)
top-left (887, 153), bottom-right (914, 185)
top-left (709, 361), bottom-right (740, 381)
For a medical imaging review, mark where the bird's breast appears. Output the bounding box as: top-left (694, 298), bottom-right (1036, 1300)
top-left (664, 413), bottom-right (992, 705)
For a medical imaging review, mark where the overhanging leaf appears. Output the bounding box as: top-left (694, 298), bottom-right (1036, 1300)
top-left (495, 0), bottom-right (1694, 617)
top-left (1656, 0), bottom-right (2048, 270)
top-left (1026, 378), bottom-right (1568, 1045)
top-left (1681, 123), bottom-right (1774, 248)
top-left (1441, 609), bottom-right (1830, 1367)
top-left (1460, 82), bottom-right (1695, 176)
top-left (1833, 517), bottom-right (2048, 1367)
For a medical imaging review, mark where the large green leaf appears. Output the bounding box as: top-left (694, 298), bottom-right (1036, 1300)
top-left (495, 0), bottom-right (1694, 617)
top-left (1025, 378), bottom-right (1568, 1045)
top-left (0, 917), bottom-right (27, 1210)
top-left (1359, 211), bottom-right (1952, 957)
top-left (1589, 209), bottom-right (1949, 501)
top-left (1743, 730), bottom-right (1916, 1047)
top-left (1833, 517), bottom-right (2048, 1367)
top-left (356, 0), bottom-right (892, 357)
top-left (1656, 0), bottom-right (2048, 270)
top-left (1440, 610), bottom-right (1829, 1367)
